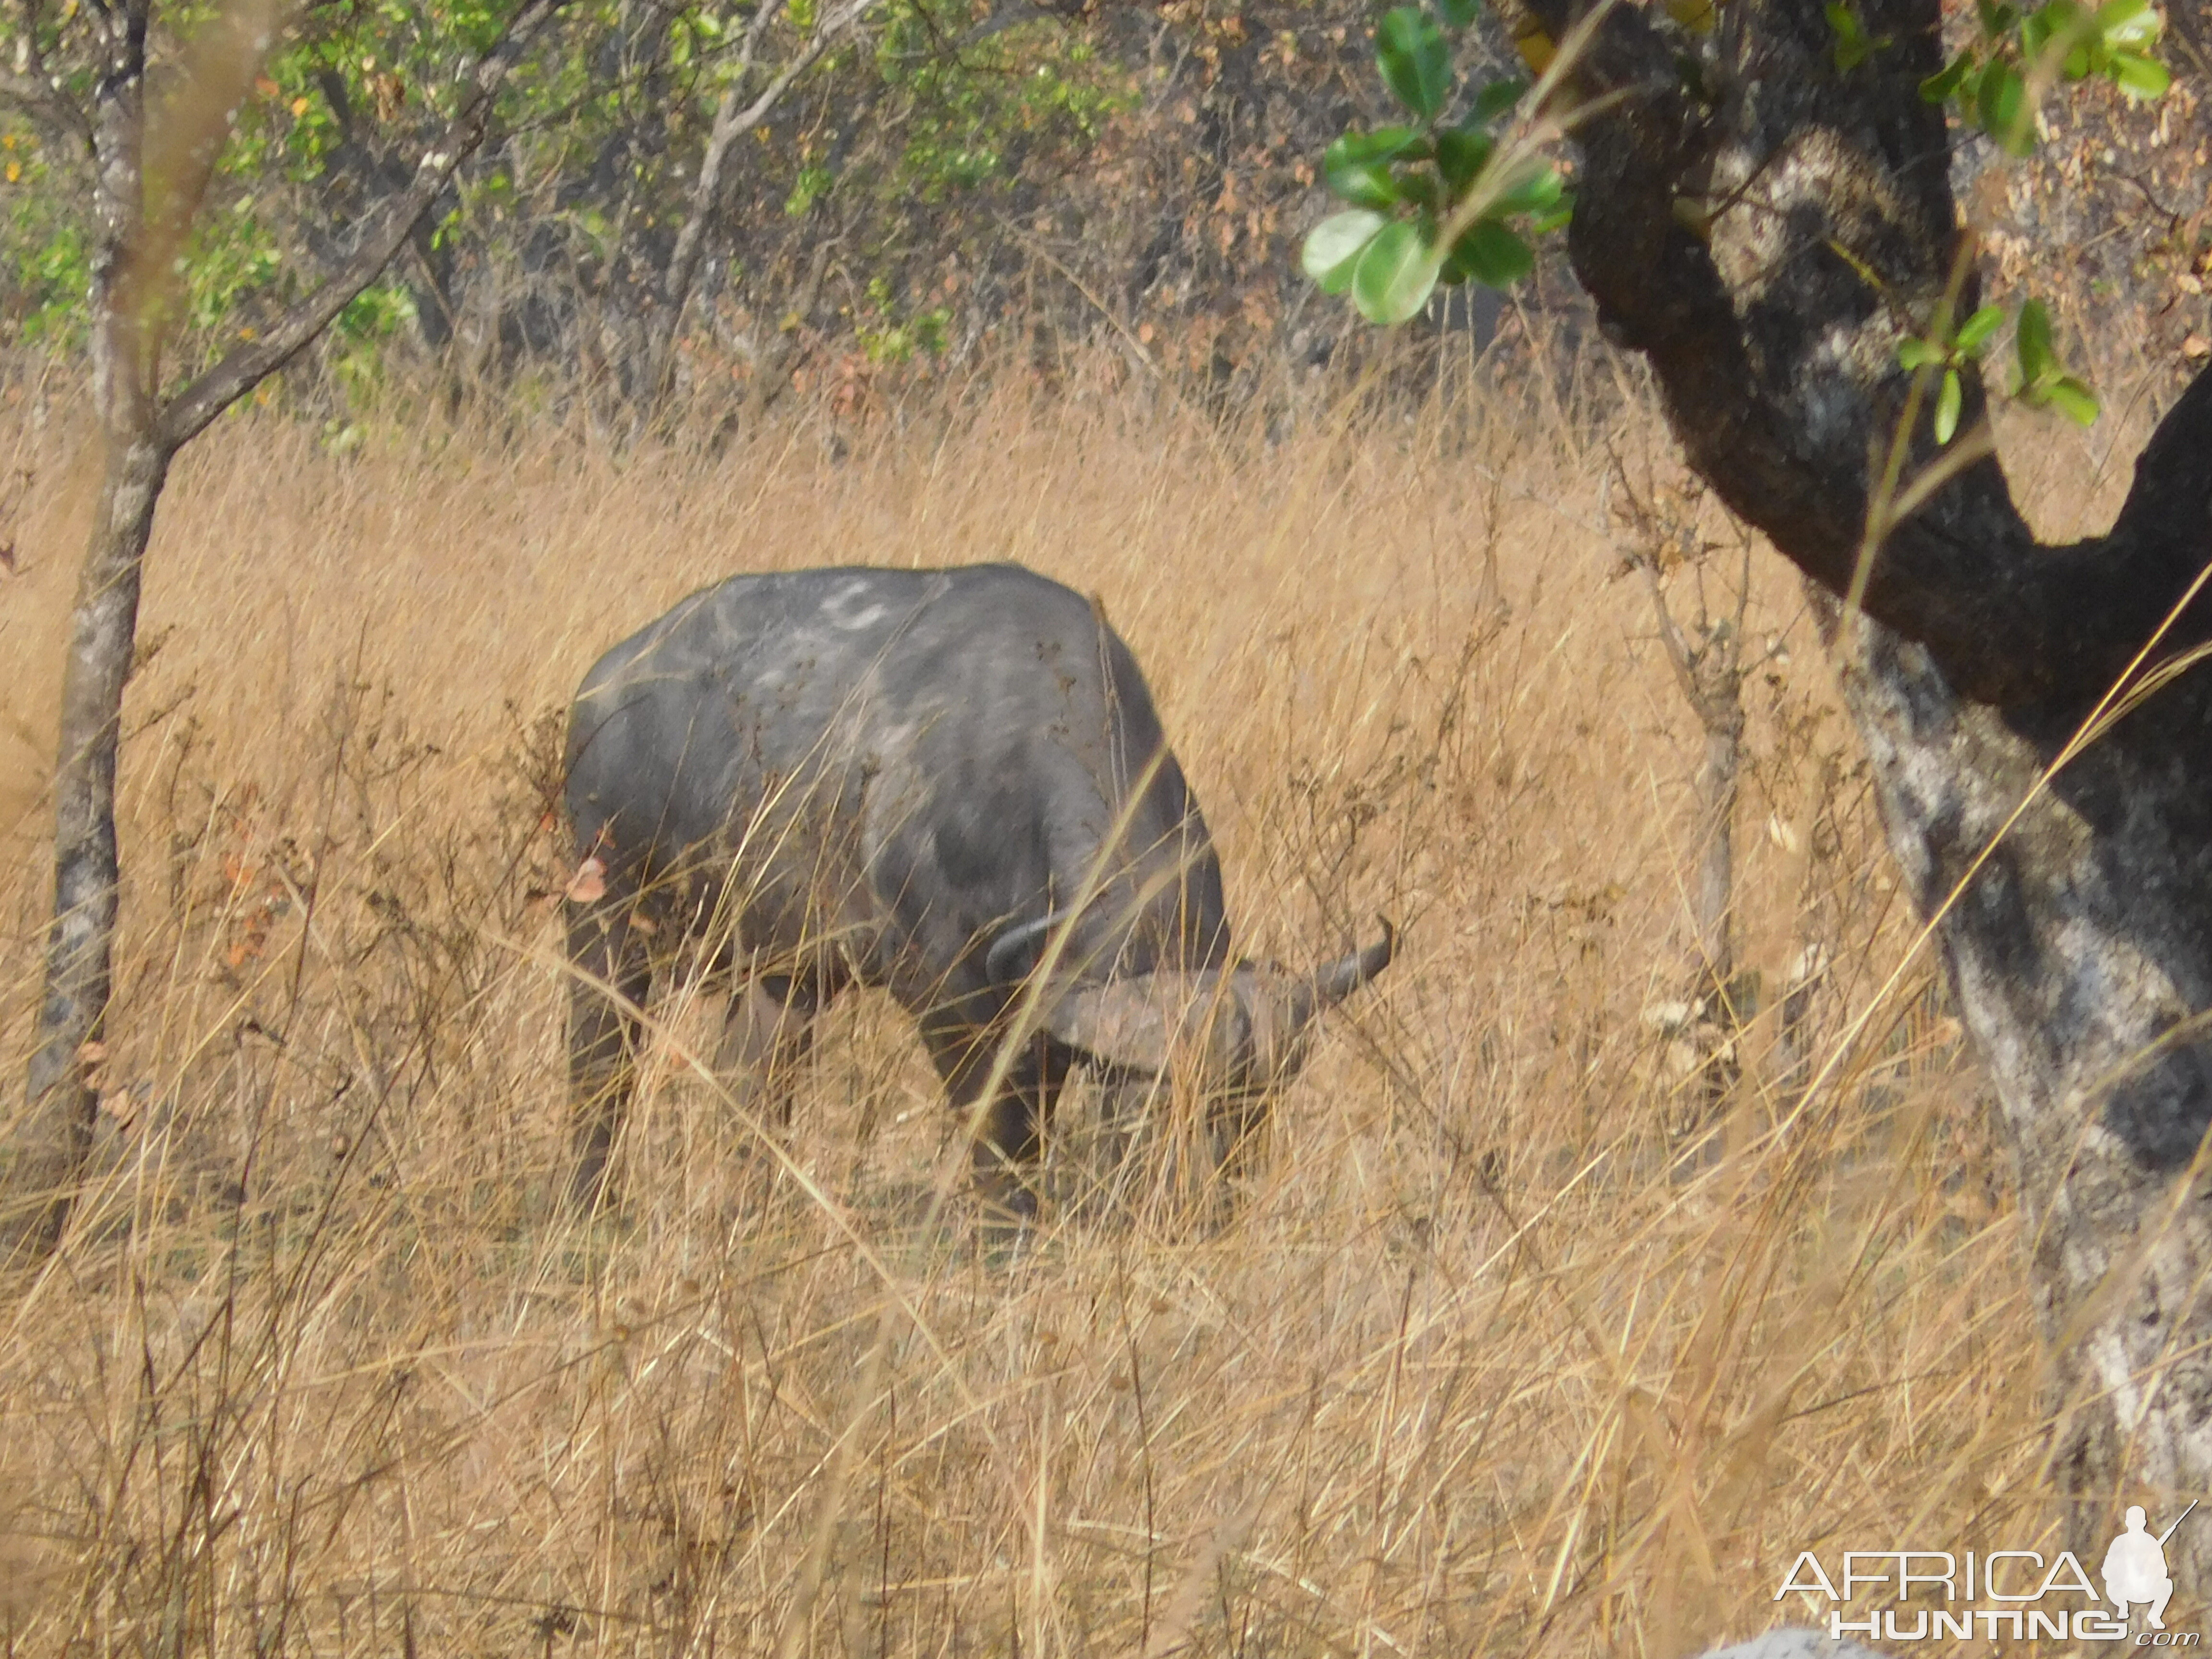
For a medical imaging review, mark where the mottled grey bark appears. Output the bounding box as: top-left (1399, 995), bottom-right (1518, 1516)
top-left (1, 0), bottom-right (568, 1253)
top-left (15, 437), bottom-right (170, 1250)
top-left (1517, 0), bottom-right (2212, 1571)
top-left (10, 0), bottom-right (163, 1253)
top-left (1697, 1634), bottom-right (1882, 1659)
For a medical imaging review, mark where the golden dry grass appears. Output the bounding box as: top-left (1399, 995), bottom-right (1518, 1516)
top-left (0, 358), bottom-right (2155, 1656)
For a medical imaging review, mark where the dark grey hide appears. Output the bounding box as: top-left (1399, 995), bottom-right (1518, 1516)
top-left (562, 562), bottom-right (1393, 1215)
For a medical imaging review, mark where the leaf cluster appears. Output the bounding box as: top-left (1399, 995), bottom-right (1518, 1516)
top-left (1299, 2), bottom-right (1567, 325)
top-left (874, 1), bottom-right (1131, 207)
top-left (1919, 0), bottom-right (2166, 155)
top-left (1894, 298), bottom-right (2100, 444)
top-left (1823, 1), bottom-right (1890, 73)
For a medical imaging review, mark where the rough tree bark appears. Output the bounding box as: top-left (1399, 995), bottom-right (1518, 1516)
top-left (1514, 0), bottom-right (2212, 1569)
top-left (2, 0), bottom-right (566, 1254)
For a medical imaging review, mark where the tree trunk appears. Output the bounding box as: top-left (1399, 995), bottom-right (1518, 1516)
top-left (1836, 617), bottom-right (2212, 1567)
top-left (5, 0), bottom-right (162, 1255)
top-left (1513, 0), bottom-right (2212, 1568)
top-left (1690, 715), bottom-right (1740, 995)
top-left (12, 436), bottom-right (169, 1249)
top-left (3, 0), bottom-right (566, 1255)
top-left (1638, 555), bottom-right (1749, 998)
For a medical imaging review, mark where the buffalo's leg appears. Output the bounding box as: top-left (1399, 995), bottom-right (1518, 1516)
top-left (566, 898), bottom-right (652, 1209)
top-left (714, 969), bottom-right (837, 1129)
top-left (922, 1014), bottom-right (1071, 1223)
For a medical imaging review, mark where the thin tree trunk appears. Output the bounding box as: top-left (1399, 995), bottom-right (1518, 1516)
top-left (1689, 716), bottom-right (1740, 996)
top-left (12, 436), bottom-right (169, 1247)
top-left (4, 0), bottom-right (566, 1256)
top-left (6, 0), bottom-right (164, 1252)
top-left (638, 0), bottom-right (883, 420)
top-left (1635, 551), bottom-right (1747, 999)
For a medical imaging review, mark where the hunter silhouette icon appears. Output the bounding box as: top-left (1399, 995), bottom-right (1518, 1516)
top-left (2104, 1501), bottom-right (2196, 1630)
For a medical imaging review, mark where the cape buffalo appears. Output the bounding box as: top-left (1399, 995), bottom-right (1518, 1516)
top-left (562, 562), bottom-right (1393, 1218)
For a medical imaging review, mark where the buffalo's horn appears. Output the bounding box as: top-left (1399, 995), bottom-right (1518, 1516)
top-left (1317, 917), bottom-right (1396, 1006)
top-left (986, 911), bottom-right (1066, 986)
top-left (1288, 917), bottom-right (1397, 1031)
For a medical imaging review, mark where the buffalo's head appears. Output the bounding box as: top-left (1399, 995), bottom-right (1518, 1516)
top-left (986, 914), bottom-right (1396, 1097)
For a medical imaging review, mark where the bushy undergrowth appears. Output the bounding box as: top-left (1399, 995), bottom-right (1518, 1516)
top-left (0, 357), bottom-right (2152, 1655)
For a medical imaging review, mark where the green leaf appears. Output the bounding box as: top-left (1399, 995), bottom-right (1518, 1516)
top-left (1920, 50), bottom-right (1974, 102)
top-left (2047, 375), bottom-right (2101, 423)
top-left (2016, 297), bottom-right (2055, 383)
top-left (1353, 220), bottom-right (1442, 322)
top-left (1527, 194), bottom-right (1575, 235)
top-left (1827, 0), bottom-right (1870, 70)
top-left (1897, 337), bottom-right (1941, 370)
top-left (1303, 209), bottom-right (1387, 293)
top-left (1330, 163), bottom-right (1400, 208)
top-left (1377, 8), bottom-right (1453, 121)
top-left (1435, 0), bottom-right (1481, 29)
top-left (1436, 127), bottom-right (1494, 192)
top-left (1470, 77), bottom-right (1528, 121)
top-left (2108, 49), bottom-right (2170, 96)
top-left (2020, 0), bottom-right (2074, 60)
top-left (1325, 129), bottom-right (1420, 204)
top-left (1935, 368), bottom-right (1963, 444)
top-left (1396, 170), bottom-right (1444, 212)
top-left (1324, 133), bottom-right (1413, 208)
top-left (1954, 303), bottom-right (2007, 353)
top-left (1331, 126), bottom-right (1423, 164)
top-left (2096, 0), bottom-right (2161, 49)
top-left (1443, 218), bottom-right (1535, 287)
top-left (1976, 61), bottom-right (2032, 152)
top-left (1952, 61), bottom-right (1992, 115)
top-left (1494, 162), bottom-right (1563, 215)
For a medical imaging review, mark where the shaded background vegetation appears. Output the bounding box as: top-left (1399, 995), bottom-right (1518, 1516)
top-left (7, 0), bottom-right (2210, 437)
top-left (3, 0), bottom-right (1563, 433)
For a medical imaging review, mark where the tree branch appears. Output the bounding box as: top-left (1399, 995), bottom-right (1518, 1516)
top-left (153, 0), bottom-right (567, 450)
top-left (1524, 0), bottom-right (2212, 711)
top-left (643, 0), bottom-right (882, 408)
top-left (4, 0), bottom-right (94, 151)
top-left (0, 67), bottom-right (91, 149)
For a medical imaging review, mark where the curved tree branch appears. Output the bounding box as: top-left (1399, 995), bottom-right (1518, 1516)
top-left (1524, 0), bottom-right (2212, 711)
top-left (155, 0), bottom-right (566, 450)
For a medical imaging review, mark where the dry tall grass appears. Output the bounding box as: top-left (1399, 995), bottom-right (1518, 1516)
top-left (0, 359), bottom-right (2152, 1655)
